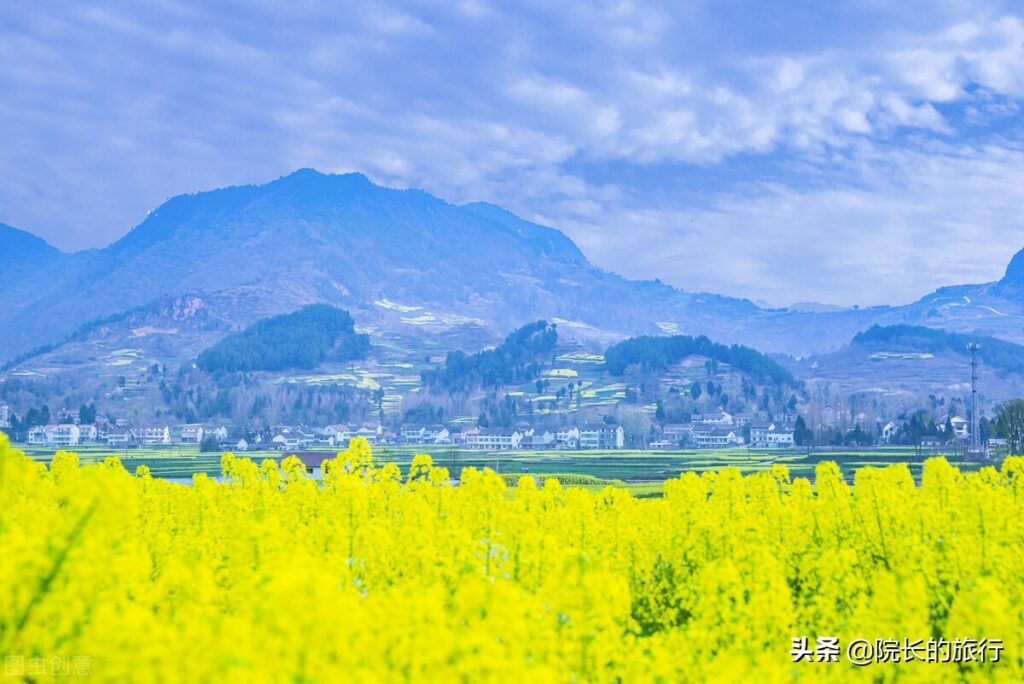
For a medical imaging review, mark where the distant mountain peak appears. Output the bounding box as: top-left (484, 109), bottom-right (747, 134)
top-left (274, 168), bottom-right (371, 187)
top-left (0, 222), bottom-right (62, 261)
top-left (1002, 246), bottom-right (1024, 286)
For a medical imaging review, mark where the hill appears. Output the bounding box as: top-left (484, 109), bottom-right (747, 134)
top-left (2, 169), bottom-right (1024, 376)
top-left (421, 321), bottom-right (558, 394)
top-left (196, 305), bottom-right (369, 374)
top-left (851, 325), bottom-right (1024, 376)
top-left (604, 334), bottom-right (795, 386)
top-left (790, 324), bottom-right (1024, 412)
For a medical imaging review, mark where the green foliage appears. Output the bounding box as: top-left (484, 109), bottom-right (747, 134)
top-left (604, 334), bottom-right (794, 386)
top-left (197, 305), bottom-right (369, 374)
top-left (793, 416), bottom-right (812, 446)
top-left (995, 399), bottom-right (1024, 453)
top-left (421, 321), bottom-right (557, 393)
top-left (199, 435), bottom-right (221, 453)
top-left (78, 403), bottom-right (96, 425)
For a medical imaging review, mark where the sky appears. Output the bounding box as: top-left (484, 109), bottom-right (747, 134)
top-left (2, 1), bottom-right (1024, 307)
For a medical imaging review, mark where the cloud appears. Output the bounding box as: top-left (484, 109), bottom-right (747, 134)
top-left (0, 1), bottom-right (1023, 307)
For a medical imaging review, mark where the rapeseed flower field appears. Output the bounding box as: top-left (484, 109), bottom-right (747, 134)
top-left (1, 433), bottom-right (1021, 682)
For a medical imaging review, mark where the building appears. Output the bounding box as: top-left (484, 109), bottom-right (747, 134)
top-left (692, 411), bottom-right (734, 426)
top-left (762, 427), bottom-right (794, 448)
top-left (662, 423), bottom-right (694, 445)
top-left (272, 429), bottom-right (313, 451)
top-left (27, 426), bottom-right (48, 445)
top-left (748, 421), bottom-right (775, 447)
top-left (27, 424), bottom-right (83, 447)
top-left (554, 426), bottom-right (580, 449)
top-left (731, 413), bottom-right (756, 427)
top-left (106, 429), bottom-right (136, 447)
top-left (179, 424), bottom-right (205, 444)
top-left (0, 404), bottom-right (9, 428)
top-left (747, 421), bottom-right (794, 448)
top-left (77, 424), bottom-right (99, 443)
top-left (400, 424), bottom-right (450, 444)
top-left (295, 452), bottom-right (334, 479)
top-left (142, 426), bottom-right (171, 445)
top-left (351, 424), bottom-right (381, 446)
top-left (946, 416), bottom-right (969, 439)
top-left (879, 420), bottom-right (899, 445)
top-left (692, 426), bottom-right (742, 448)
top-left (464, 428), bottom-right (523, 450)
top-left (50, 424), bottom-right (81, 447)
top-left (520, 430), bottom-right (555, 450)
top-left (579, 423), bottom-right (624, 450)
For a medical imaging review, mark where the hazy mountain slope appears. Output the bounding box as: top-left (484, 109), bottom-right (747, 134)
top-left (1, 169), bottom-right (1023, 368)
top-left (0, 170), bottom-right (769, 363)
top-left (790, 324), bottom-right (1024, 405)
top-left (0, 223), bottom-right (68, 308)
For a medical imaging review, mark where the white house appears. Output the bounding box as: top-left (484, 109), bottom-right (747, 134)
top-left (692, 411), bottom-right (734, 426)
top-left (763, 428), bottom-right (794, 448)
top-left (521, 430), bottom-right (555, 450)
top-left (38, 424), bottom-right (81, 447)
top-left (400, 424), bottom-right (450, 444)
top-left (555, 426), bottom-right (580, 449)
top-left (879, 421), bottom-right (899, 445)
top-left (579, 424), bottom-right (624, 450)
top-left (272, 429), bottom-right (313, 451)
top-left (106, 429), bottom-right (136, 447)
top-left (464, 428), bottom-right (523, 450)
top-left (0, 404), bottom-right (10, 428)
top-left (142, 426), bottom-right (171, 445)
top-left (179, 424), bottom-right (205, 444)
top-left (77, 424), bottom-right (99, 443)
top-left (747, 421), bottom-right (775, 447)
top-left (947, 416), bottom-right (969, 439)
top-left (748, 422), bottom-right (794, 448)
top-left (28, 426), bottom-right (48, 445)
top-left (692, 426), bottom-right (742, 448)
top-left (352, 424), bottom-right (381, 445)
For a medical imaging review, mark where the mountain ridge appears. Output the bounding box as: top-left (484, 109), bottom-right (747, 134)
top-left (1, 169), bottom-right (1023, 368)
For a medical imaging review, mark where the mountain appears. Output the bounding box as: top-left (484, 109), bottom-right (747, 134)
top-left (999, 247), bottom-right (1024, 291)
top-left (0, 223), bottom-right (66, 297)
top-left (0, 169), bottom-right (765, 365)
top-left (790, 324), bottom-right (1024, 407)
top-left (2, 169), bottom-right (1024, 371)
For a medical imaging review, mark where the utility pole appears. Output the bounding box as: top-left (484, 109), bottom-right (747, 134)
top-left (967, 342), bottom-right (983, 458)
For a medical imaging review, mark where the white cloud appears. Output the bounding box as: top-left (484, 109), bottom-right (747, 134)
top-left (0, 1), bottom-right (1023, 307)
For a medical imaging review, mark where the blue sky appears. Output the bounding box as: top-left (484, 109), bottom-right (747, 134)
top-left (2, 1), bottom-right (1024, 307)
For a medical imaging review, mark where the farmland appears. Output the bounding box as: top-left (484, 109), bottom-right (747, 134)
top-left (2, 434), bottom-right (1021, 681)
top-left (14, 442), bottom-right (998, 490)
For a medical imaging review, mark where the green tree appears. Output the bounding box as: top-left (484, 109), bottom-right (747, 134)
top-left (995, 399), bottom-right (1024, 453)
top-left (793, 416), bottom-right (812, 446)
top-left (78, 403), bottom-right (96, 425)
top-left (690, 381), bottom-right (702, 400)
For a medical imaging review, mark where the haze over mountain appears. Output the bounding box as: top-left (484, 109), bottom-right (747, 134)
top-left (1, 170), bottom-right (1023, 368)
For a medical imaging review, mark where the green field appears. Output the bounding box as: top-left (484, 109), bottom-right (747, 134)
top-left (14, 443), bottom-right (1002, 494)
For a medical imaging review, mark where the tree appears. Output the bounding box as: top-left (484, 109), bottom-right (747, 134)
top-left (200, 435), bottom-right (221, 453)
top-left (995, 399), bottom-right (1024, 453)
top-left (78, 403), bottom-right (96, 425)
top-left (690, 381), bottom-right (702, 400)
top-left (793, 416), bottom-right (812, 446)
